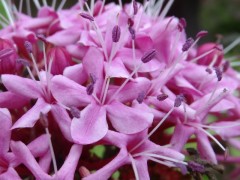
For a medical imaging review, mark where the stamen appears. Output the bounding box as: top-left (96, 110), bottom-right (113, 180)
top-left (130, 107), bottom-right (174, 153)
top-left (70, 106), bottom-right (81, 118)
top-left (57, 0), bottom-right (67, 11)
top-left (196, 30), bottom-right (208, 39)
top-left (40, 113), bottom-right (58, 174)
top-left (182, 38), bottom-right (194, 52)
top-left (224, 37), bottom-right (240, 54)
top-left (80, 12), bottom-right (94, 21)
top-left (214, 67), bottom-right (222, 81)
top-left (222, 61), bottom-right (230, 72)
top-left (137, 152), bottom-right (187, 165)
top-left (42, 0), bottom-right (48, 7)
top-left (197, 126), bottom-right (226, 151)
top-left (129, 26), bottom-right (136, 40)
top-left (157, 93), bottom-right (168, 101)
top-left (19, 0), bottom-right (23, 12)
top-left (141, 49), bottom-right (156, 63)
top-left (128, 18), bottom-right (134, 27)
top-left (16, 58), bottom-right (30, 67)
top-left (137, 91), bottom-right (146, 104)
top-left (112, 25), bottom-right (121, 43)
top-left (188, 161), bottom-right (205, 173)
top-left (148, 156), bottom-right (176, 167)
top-left (98, 0), bottom-right (106, 15)
top-left (86, 83), bottom-right (94, 95)
top-left (108, 49), bottom-right (155, 103)
top-left (132, 0), bottom-right (138, 15)
top-left (205, 67), bottom-right (213, 74)
top-left (129, 154), bottom-right (139, 180)
top-left (118, 0), bottom-right (123, 9)
top-left (1, 0), bottom-right (14, 26)
top-left (26, 0), bottom-right (31, 16)
top-left (33, 0), bottom-right (41, 9)
top-left (90, 73), bottom-right (96, 84)
top-left (159, 0), bottom-right (174, 21)
top-left (24, 41), bottom-right (33, 54)
top-left (174, 94), bottom-right (185, 107)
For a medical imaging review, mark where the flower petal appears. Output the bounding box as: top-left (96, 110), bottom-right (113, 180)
top-left (1, 75), bottom-right (42, 99)
top-left (83, 149), bottom-right (129, 180)
top-left (107, 101), bottom-right (153, 134)
top-left (51, 75), bottom-right (90, 107)
top-left (0, 167), bottom-right (21, 180)
top-left (63, 64), bottom-right (88, 85)
top-left (0, 92), bottom-right (29, 109)
top-left (56, 145), bottom-right (82, 179)
top-left (134, 157), bottom-right (150, 180)
top-left (51, 104), bottom-right (73, 141)
top-left (196, 130), bottom-right (217, 164)
top-left (10, 141), bottom-right (51, 180)
top-left (71, 104), bottom-right (108, 144)
top-left (0, 109), bottom-right (11, 155)
top-left (12, 98), bottom-right (51, 129)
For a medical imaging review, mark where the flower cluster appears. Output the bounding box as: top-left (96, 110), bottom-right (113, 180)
top-left (0, 0), bottom-right (240, 179)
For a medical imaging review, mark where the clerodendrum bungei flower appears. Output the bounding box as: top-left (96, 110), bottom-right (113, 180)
top-left (0, 0), bottom-right (239, 179)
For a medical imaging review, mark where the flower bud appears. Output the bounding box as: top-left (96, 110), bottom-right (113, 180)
top-left (47, 47), bottom-right (72, 75)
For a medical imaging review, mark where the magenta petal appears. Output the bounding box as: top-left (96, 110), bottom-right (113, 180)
top-left (51, 75), bottom-right (90, 107)
top-left (27, 135), bottom-right (49, 157)
top-left (114, 77), bottom-right (151, 103)
top-left (63, 64), bottom-right (88, 85)
top-left (83, 149), bottom-right (129, 180)
top-left (82, 47), bottom-right (104, 92)
top-left (196, 130), bottom-right (217, 164)
top-left (71, 104), bottom-right (108, 144)
top-left (135, 157), bottom-right (150, 180)
top-left (0, 92), bottom-right (29, 109)
top-left (12, 98), bottom-right (51, 129)
top-left (170, 124), bottom-right (195, 151)
top-left (0, 167), bottom-right (21, 180)
top-left (38, 150), bottom-right (51, 173)
top-left (107, 101), bottom-right (153, 134)
top-left (56, 145), bottom-right (82, 179)
top-left (0, 109), bottom-right (11, 155)
top-left (1, 75), bottom-right (43, 99)
top-left (10, 141), bottom-right (51, 180)
top-left (51, 104), bottom-right (73, 141)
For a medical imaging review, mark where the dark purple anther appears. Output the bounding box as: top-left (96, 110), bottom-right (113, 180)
top-left (70, 106), bottom-right (80, 118)
top-left (137, 91), bottom-right (145, 104)
top-left (86, 83), bottom-right (94, 95)
top-left (80, 13), bottom-right (94, 21)
top-left (112, 25), bottom-right (121, 43)
top-left (24, 41), bottom-right (33, 53)
top-left (205, 67), bottom-right (212, 74)
top-left (157, 94), bottom-right (168, 101)
top-left (141, 49), bottom-right (156, 63)
top-left (182, 38), bottom-right (194, 52)
top-left (222, 61), bottom-right (230, 72)
top-left (214, 67), bottom-right (222, 81)
top-left (128, 18), bottom-right (134, 27)
top-left (16, 58), bottom-right (30, 67)
top-left (196, 30), bottom-right (208, 39)
top-left (188, 161), bottom-right (205, 173)
top-left (179, 18), bottom-right (187, 29)
top-left (128, 27), bottom-right (136, 40)
top-left (174, 94), bottom-right (185, 107)
top-left (133, 0), bottom-right (138, 15)
top-left (90, 73), bottom-right (96, 84)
